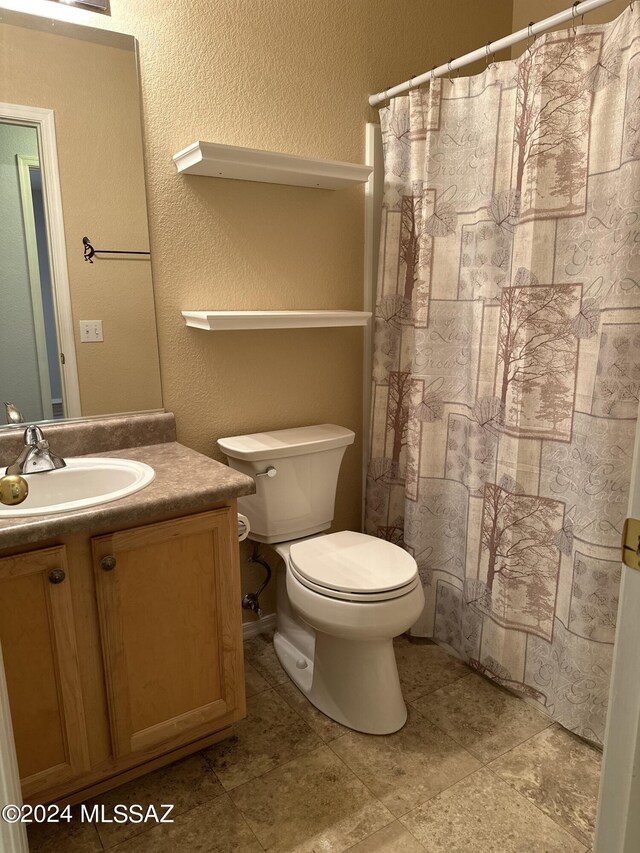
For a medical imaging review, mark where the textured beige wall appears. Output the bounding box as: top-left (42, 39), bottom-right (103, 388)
top-left (5, 0), bottom-right (513, 614)
top-left (0, 21), bottom-right (162, 417)
top-left (512, 0), bottom-right (629, 56)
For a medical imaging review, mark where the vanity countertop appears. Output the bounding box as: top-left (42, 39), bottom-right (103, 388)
top-left (0, 441), bottom-right (255, 550)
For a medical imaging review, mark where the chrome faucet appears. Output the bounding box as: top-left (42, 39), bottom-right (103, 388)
top-left (6, 425), bottom-right (66, 475)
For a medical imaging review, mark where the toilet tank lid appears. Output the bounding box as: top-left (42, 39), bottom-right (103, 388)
top-left (218, 424), bottom-right (355, 461)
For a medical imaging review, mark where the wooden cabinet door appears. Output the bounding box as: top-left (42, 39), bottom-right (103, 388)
top-left (92, 508), bottom-right (245, 759)
top-left (0, 546), bottom-right (90, 799)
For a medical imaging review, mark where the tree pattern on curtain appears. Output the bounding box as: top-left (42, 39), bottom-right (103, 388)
top-left (366, 5), bottom-right (640, 745)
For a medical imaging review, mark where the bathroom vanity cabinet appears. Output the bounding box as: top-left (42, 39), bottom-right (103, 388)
top-left (0, 505), bottom-right (245, 805)
top-left (0, 544), bottom-right (89, 800)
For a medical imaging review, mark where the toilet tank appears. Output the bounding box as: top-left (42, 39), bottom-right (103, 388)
top-left (218, 424), bottom-right (355, 544)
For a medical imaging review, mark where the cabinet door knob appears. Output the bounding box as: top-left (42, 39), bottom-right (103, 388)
top-left (101, 555), bottom-right (117, 572)
top-left (48, 569), bottom-right (66, 584)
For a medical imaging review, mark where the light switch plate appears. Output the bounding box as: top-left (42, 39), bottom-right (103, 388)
top-left (80, 320), bottom-right (104, 342)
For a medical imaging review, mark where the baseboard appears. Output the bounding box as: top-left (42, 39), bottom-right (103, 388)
top-left (242, 612), bottom-right (277, 639)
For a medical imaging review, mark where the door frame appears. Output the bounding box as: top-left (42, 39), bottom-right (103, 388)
top-left (16, 154), bottom-right (54, 420)
top-left (594, 424), bottom-right (640, 851)
top-left (362, 123), bottom-right (384, 528)
top-left (1, 102), bottom-right (81, 418)
top-left (0, 643), bottom-right (28, 853)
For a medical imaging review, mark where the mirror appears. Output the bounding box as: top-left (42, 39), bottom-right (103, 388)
top-left (0, 9), bottom-right (162, 428)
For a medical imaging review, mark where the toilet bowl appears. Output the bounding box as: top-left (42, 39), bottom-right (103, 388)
top-left (218, 424), bottom-right (424, 735)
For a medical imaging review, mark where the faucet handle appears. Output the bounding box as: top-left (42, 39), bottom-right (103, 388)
top-left (24, 425), bottom-right (44, 446)
top-left (0, 475), bottom-right (29, 506)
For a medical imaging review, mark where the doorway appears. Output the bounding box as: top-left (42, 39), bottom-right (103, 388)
top-left (15, 148), bottom-right (64, 420)
top-left (0, 105), bottom-right (80, 424)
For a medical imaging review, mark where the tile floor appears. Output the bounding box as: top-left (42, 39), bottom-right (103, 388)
top-left (28, 632), bottom-right (602, 853)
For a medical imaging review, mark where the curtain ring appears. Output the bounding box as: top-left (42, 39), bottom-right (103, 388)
top-left (447, 59), bottom-right (457, 84)
top-left (528, 22), bottom-right (535, 54)
top-left (407, 77), bottom-right (414, 91)
top-left (572, 2), bottom-right (583, 35)
top-left (485, 42), bottom-right (496, 69)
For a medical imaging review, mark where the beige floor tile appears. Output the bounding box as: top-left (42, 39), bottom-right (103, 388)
top-left (346, 820), bottom-right (426, 852)
top-left (27, 808), bottom-right (101, 853)
top-left (243, 630), bottom-right (288, 685)
top-left (204, 688), bottom-right (321, 789)
top-left (108, 794), bottom-right (262, 852)
top-left (489, 724), bottom-right (602, 845)
top-left (330, 706), bottom-right (481, 817)
top-left (413, 673), bottom-right (551, 763)
top-left (230, 745), bottom-right (394, 852)
top-left (88, 752), bottom-right (224, 848)
top-left (244, 660), bottom-right (270, 697)
top-left (400, 766), bottom-right (587, 853)
top-left (394, 636), bottom-right (470, 702)
top-left (274, 678), bottom-right (350, 742)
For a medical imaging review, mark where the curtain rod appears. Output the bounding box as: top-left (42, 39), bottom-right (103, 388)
top-left (369, 0), bottom-right (624, 106)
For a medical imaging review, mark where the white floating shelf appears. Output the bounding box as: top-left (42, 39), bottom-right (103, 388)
top-left (182, 310), bottom-right (372, 331)
top-left (173, 141), bottom-right (373, 190)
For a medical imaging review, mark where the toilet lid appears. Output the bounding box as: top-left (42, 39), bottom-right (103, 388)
top-left (289, 531), bottom-right (418, 595)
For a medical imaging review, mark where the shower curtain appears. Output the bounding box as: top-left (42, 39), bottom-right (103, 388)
top-left (366, 4), bottom-right (640, 745)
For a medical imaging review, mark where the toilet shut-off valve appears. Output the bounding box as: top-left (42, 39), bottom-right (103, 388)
top-left (242, 592), bottom-right (263, 617)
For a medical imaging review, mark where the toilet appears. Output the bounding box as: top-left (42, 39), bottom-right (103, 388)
top-left (218, 424), bottom-right (424, 735)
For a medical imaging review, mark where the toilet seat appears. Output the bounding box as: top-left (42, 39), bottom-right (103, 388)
top-left (288, 562), bottom-right (419, 602)
top-left (288, 531), bottom-right (419, 602)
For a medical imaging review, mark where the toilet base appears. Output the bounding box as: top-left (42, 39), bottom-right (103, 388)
top-left (274, 627), bottom-right (408, 735)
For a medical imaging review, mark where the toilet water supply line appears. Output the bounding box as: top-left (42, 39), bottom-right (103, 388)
top-left (235, 511), bottom-right (272, 617)
top-left (369, 0), bottom-right (623, 106)
top-left (243, 546), bottom-right (272, 618)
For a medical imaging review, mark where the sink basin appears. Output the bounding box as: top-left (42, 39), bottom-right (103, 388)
top-left (0, 457), bottom-right (155, 517)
